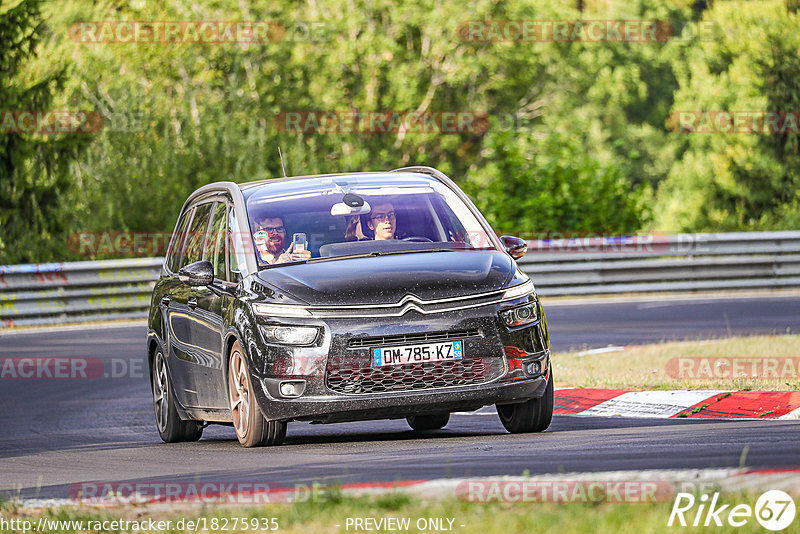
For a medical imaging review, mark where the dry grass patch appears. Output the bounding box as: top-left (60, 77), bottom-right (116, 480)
top-left (553, 335), bottom-right (800, 390)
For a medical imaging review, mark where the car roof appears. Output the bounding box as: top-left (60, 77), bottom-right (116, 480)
top-left (236, 170), bottom-right (436, 192)
top-left (181, 168), bottom-right (448, 210)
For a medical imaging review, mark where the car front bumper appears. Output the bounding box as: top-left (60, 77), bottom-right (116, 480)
top-left (253, 368), bottom-right (549, 423)
top-left (247, 297), bottom-right (550, 422)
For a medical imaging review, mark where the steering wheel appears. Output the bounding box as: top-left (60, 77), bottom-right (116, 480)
top-left (402, 236), bottom-right (433, 242)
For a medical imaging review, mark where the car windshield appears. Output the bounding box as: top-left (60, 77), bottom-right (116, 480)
top-left (242, 173), bottom-right (497, 268)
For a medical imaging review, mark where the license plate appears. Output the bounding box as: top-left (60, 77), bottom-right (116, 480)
top-left (372, 341), bottom-right (463, 367)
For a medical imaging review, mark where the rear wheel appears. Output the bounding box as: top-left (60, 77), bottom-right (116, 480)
top-left (228, 340), bottom-right (286, 447)
top-left (496, 371), bottom-right (554, 433)
top-left (407, 412), bottom-right (450, 430)
top-left (152, 350), bottom-right (204, 443)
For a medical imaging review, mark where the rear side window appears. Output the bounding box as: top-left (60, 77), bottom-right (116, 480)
top-left (180, 202), bottom-right (213, 267)
top-left (204, 202), bottom-right (228, 281)
top-left (165, 208), bottom-right (193, 272)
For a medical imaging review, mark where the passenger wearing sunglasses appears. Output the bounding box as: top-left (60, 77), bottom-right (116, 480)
top-left (252, 216), bottom-right (311, 265)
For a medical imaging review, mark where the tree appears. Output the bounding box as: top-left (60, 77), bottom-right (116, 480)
top-left (0, 0), bottom-right (89, 263)
top-left (653, 0), bottom-right (800, 231)
top-left (463, 126), bottom-right (649, 237)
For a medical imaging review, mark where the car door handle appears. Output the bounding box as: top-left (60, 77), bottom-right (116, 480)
top-left (161, 296), bottom-right (170, 305)
top-left (188, 297), bottom-right (198, 309)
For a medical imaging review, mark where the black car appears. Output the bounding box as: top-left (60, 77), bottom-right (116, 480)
top-left (147, 166), bottom-right (552, 447)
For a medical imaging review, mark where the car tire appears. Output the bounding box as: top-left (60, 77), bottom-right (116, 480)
top-left (228, 340), bottom-right (286, 447)
top-left (496, 371), bottom-right (554, 433)
top-left (152, 349), bottom-right (204, 443)
top-left (406, 412), bottom-right (450, 430)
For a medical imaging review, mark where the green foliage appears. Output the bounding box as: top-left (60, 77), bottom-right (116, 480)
top-left (653, 0), bottom-right (800, 231)
top-left (0, 0), bottom-right (797, 263)
top-left (0, 0), bottom-right (89, 263)
top-left (464, 126), bottom-right (650, 235)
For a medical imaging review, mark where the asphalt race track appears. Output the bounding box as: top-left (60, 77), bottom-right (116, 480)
top-left (1, 294), bottom-right (799, 501)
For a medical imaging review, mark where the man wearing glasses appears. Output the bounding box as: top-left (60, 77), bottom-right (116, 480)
top-left (252, 216), bottom-right (311, 265)
top-left (366, 202), bottom-right (397, 240)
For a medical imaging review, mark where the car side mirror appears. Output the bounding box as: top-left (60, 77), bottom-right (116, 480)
top-left (179, 260), bottom-right (214, 286)
top-left (500, 235), bottom-right (527, 260)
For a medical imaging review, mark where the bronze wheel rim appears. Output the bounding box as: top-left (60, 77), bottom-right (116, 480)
top-left (228, 349), bottom-right (250, 439)
top-left (153, 353), bottom-right (169, 433)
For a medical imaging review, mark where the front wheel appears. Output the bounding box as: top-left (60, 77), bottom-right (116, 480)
top-left (152, 350), bottom-right (203, 443)
top-left (496, 372), bottom-right (554, 433)
top-left (407, 412), bottom-right (450, 430)
top-left (228, 340), bottom-right (286, 447)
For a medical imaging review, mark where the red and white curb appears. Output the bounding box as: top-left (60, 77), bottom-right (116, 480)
top-left (554, 389), bottom-right (800, 419)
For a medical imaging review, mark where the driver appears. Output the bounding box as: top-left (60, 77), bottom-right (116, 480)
top-left (252, 215), bottom-right (311, 265)
top-left (366, 202), bottom-right (397, 240)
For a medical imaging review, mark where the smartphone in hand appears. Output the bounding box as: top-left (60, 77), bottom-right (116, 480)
top-left (293, 233), bottom-right (307, 253)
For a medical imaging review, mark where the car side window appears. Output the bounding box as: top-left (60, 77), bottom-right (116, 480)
top-left (227, 208), bottom-right (248, 281)
top-left (204, 202), bottom-right (228, 281)
top-left (165, 208), bottom-right (193, 272)
top-left (180, 202), bottom-right (213, 268)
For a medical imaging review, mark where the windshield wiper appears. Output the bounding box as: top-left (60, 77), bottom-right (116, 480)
top-left (305, 248), bottom-right (456, 264)
top-left (305, 252), bottom-right (383, 264)
top-left (376, 248), bottom-right (455, 256)
top-left (258, 258), bottom-right (312, 270)
top-left (263, 246), bottom-right (487, 268)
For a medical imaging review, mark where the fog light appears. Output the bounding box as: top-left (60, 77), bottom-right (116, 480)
top-left (261, 325), bottom-right (319, 345)
top-left (279, 380), bottom-right (305, 398)
top-left (500, 303), bottom-right (538, 328)
top-left (525, 361), bottom-right (541, 376)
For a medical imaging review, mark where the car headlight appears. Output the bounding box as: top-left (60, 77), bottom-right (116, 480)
top-left (253, 303), bottom-right (312, 317)
top-left (502, 280), bottom-right (535, 301)
top-left (500, 303), bottom-right (538, 328)
top-left (261, 325), bottom-right (319, 345)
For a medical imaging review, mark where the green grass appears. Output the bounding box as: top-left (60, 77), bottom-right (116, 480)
top-left (2, 490), bottom-right (782, 533)
top-left (554, 334), bottom-right (800, 390)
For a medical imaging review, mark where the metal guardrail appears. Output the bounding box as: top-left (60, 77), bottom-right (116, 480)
top-left (1, 231), bottom-right (798, 327)
top-left (518, 231), bottom-right (800, 296)
top-left (0, 258), bottom-right (162, 327)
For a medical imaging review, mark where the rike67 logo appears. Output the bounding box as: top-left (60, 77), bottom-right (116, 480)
top-left (669, 490), bottom-right (796, 531)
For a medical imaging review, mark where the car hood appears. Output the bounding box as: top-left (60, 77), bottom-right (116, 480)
top-left (256, 250), bottom-right (515, 306)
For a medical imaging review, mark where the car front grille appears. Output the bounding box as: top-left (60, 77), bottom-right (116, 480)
top-left (325, 355), bottom-right (503, 395)
top-left (347, 328), bottom-right (481, 348)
